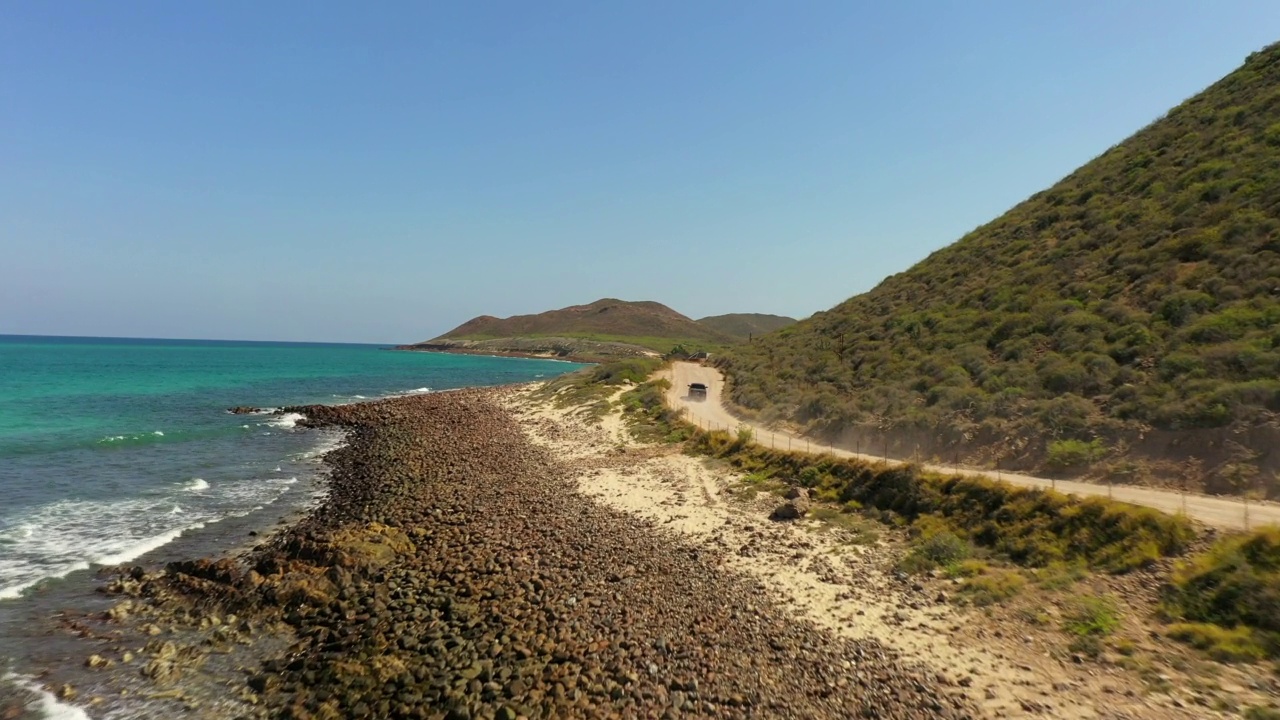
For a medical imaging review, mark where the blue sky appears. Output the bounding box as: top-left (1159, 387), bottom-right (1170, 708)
top-left (2, 2), bottom-right (1277, 343)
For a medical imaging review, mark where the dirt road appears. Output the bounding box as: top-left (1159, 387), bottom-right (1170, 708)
top-left (663, 361), bottom-right (1279, 531)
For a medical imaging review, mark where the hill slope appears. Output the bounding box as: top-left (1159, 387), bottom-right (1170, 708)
top-left (721, 44), bottom-right (1280, 495)
top-left (408, 299), bottom-right (734, 357)
top-left (697, 313), bottom-right (797, 339)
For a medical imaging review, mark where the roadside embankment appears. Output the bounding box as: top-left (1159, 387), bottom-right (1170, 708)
top-left (518, 366), bottom-right (1280, 717)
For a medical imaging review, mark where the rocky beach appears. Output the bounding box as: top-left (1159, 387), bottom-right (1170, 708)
top-left (41, 385), bottom-right (978, 719)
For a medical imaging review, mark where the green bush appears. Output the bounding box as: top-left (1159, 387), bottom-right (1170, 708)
top-left (958, 569), bottom-right (1026, 606)
top-left (899, 530), bottom-right (973, 574)
top-left (1244, 705), bottom-right (1280, 720)
top-left (1063, 595), bottom-right (1121, 637)
top-left (1166, 622), bottom-right (1267, 663)
top-left (619, 379), bottom-right (684, 442)
top-left (687, 432), bottom-right (1195, 573)
top-left (1045, 439), bottom-right (1107, 469)
top-left (591, 357), bottom-right (662, 385)
top-left (1162, 526), bottom-right (1280, 658)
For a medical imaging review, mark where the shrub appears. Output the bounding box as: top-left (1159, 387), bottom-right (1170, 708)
top-left (944, 558), bottom-right (990, 578)
top-left (1166, 622), bottom-right (1267, 663)
top-left (1245, 706), bottom-right (1280, 720)
top-left (1034, 561), bottom-right (1088, 590)
top-left (1162, 526), bottom-right (1280, 658)
top-left (687, 432), bottom-right (1195, 573)
top-left (1045, 439), bottom-right (1107, 469)
top-left (592, 357), bottom-right (663, 385)
top-left (1063, 595), bottom-right (1121, 638)
top-left (958, 570), bottom-right (1026, 606)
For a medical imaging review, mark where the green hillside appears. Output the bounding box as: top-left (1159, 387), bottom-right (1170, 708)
top-left (413, 298), bottom-right (734, 354)
top-left (721, 44), bottom-right (1280, 495)
top-left (697, 313), bottom-right (797, 339)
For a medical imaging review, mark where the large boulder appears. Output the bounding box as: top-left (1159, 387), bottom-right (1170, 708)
top-left (771, 489), bottom-right (811, 521)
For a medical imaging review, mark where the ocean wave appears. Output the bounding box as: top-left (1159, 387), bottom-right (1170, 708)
top-left (95, 525), bottom-right (199, 566)
top-left (0, 470), bottom-right (308, 602)
top-left (381, 386), bottom-right (432, 399)
top-left (268, 412), bottom-right (306, 429)
top-left (0, 523), bottom-right (35, 542)
top-left (0, 567), bottom-right (87, 601)
top-left (296, 431), bottom-right (346, 460)
top-left (97, 430), bottom-right (169, 445)
top-left (2, 674), bottom-right (90, 720)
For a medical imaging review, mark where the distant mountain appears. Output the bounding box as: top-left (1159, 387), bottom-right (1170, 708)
top-left (721, 43), bottom-right (1280, 494)
top-left (403, 299), bottom-right (735, 359)
top-left (697, 313), bottom-right (797, 339)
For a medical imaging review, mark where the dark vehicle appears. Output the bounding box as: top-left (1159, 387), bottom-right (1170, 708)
top-left (688, 382), bottom-right (708, 400)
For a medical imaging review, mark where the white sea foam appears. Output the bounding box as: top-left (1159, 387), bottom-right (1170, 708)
top-left (185, 478), bottom-right (210, 492)
top-left (268, 412), bottom-right (306, 429)
top-left (3, 523), bottom-right (36, 540)
top-left (297, 431), bottom-right (346, 460)
top-left (3, 674), bottom-right (91, 720)
top-left (99, 430), bottom-right (167, 443)
top-left (94, 524), bottom-right (200, 566)
top-left (0, 479), bottom-right (294, 602)
top-left (382, 386), bottom-right (433, 399)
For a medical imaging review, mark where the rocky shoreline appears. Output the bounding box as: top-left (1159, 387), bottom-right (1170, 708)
top-left (73, 387), bottom-right (973, 719)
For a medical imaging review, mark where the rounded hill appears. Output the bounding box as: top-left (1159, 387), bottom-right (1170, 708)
top-left (721, 43), bottom-right (1280, 494)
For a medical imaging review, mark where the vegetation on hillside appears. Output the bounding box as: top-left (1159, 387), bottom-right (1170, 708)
top-left (533, 358), bottom-right (663, 419)
top-left (687, 431), bottom-right (1195, 573)
top-left (417, 299), bottom-right (735, 354)
top-left (554, 358), bottom-right (1271, 665)
top-left (721, 44), bottom-right (1280, 493)
top-left (696, 313), bottom-right (797, 339)
top-left (1163, 526), bottom-right (1280, 660)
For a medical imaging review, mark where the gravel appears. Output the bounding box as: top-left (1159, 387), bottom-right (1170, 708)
top-left (109, 387), bottom-right (977, 719)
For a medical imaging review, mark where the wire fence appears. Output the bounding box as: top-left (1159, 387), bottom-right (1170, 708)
top-left (686, 407), bottom-right (1272, 531)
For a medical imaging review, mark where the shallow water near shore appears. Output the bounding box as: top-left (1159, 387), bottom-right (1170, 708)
top-left (0, 335), bottom-right (584, 716)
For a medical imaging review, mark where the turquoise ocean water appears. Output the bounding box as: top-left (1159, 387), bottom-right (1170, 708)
top-left (0, 335), bottom-right (581, 601)
top-left (0, 335), bottom-right (583, 717)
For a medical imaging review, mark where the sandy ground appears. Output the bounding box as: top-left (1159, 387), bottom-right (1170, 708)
top-left (504, 386), bottom-right (1264, 720)
top-left (664, 362), bottom-right (1280, 531)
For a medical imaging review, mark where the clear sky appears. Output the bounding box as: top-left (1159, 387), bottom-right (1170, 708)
top-left (2, 2), bottom-right (1277, 343)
